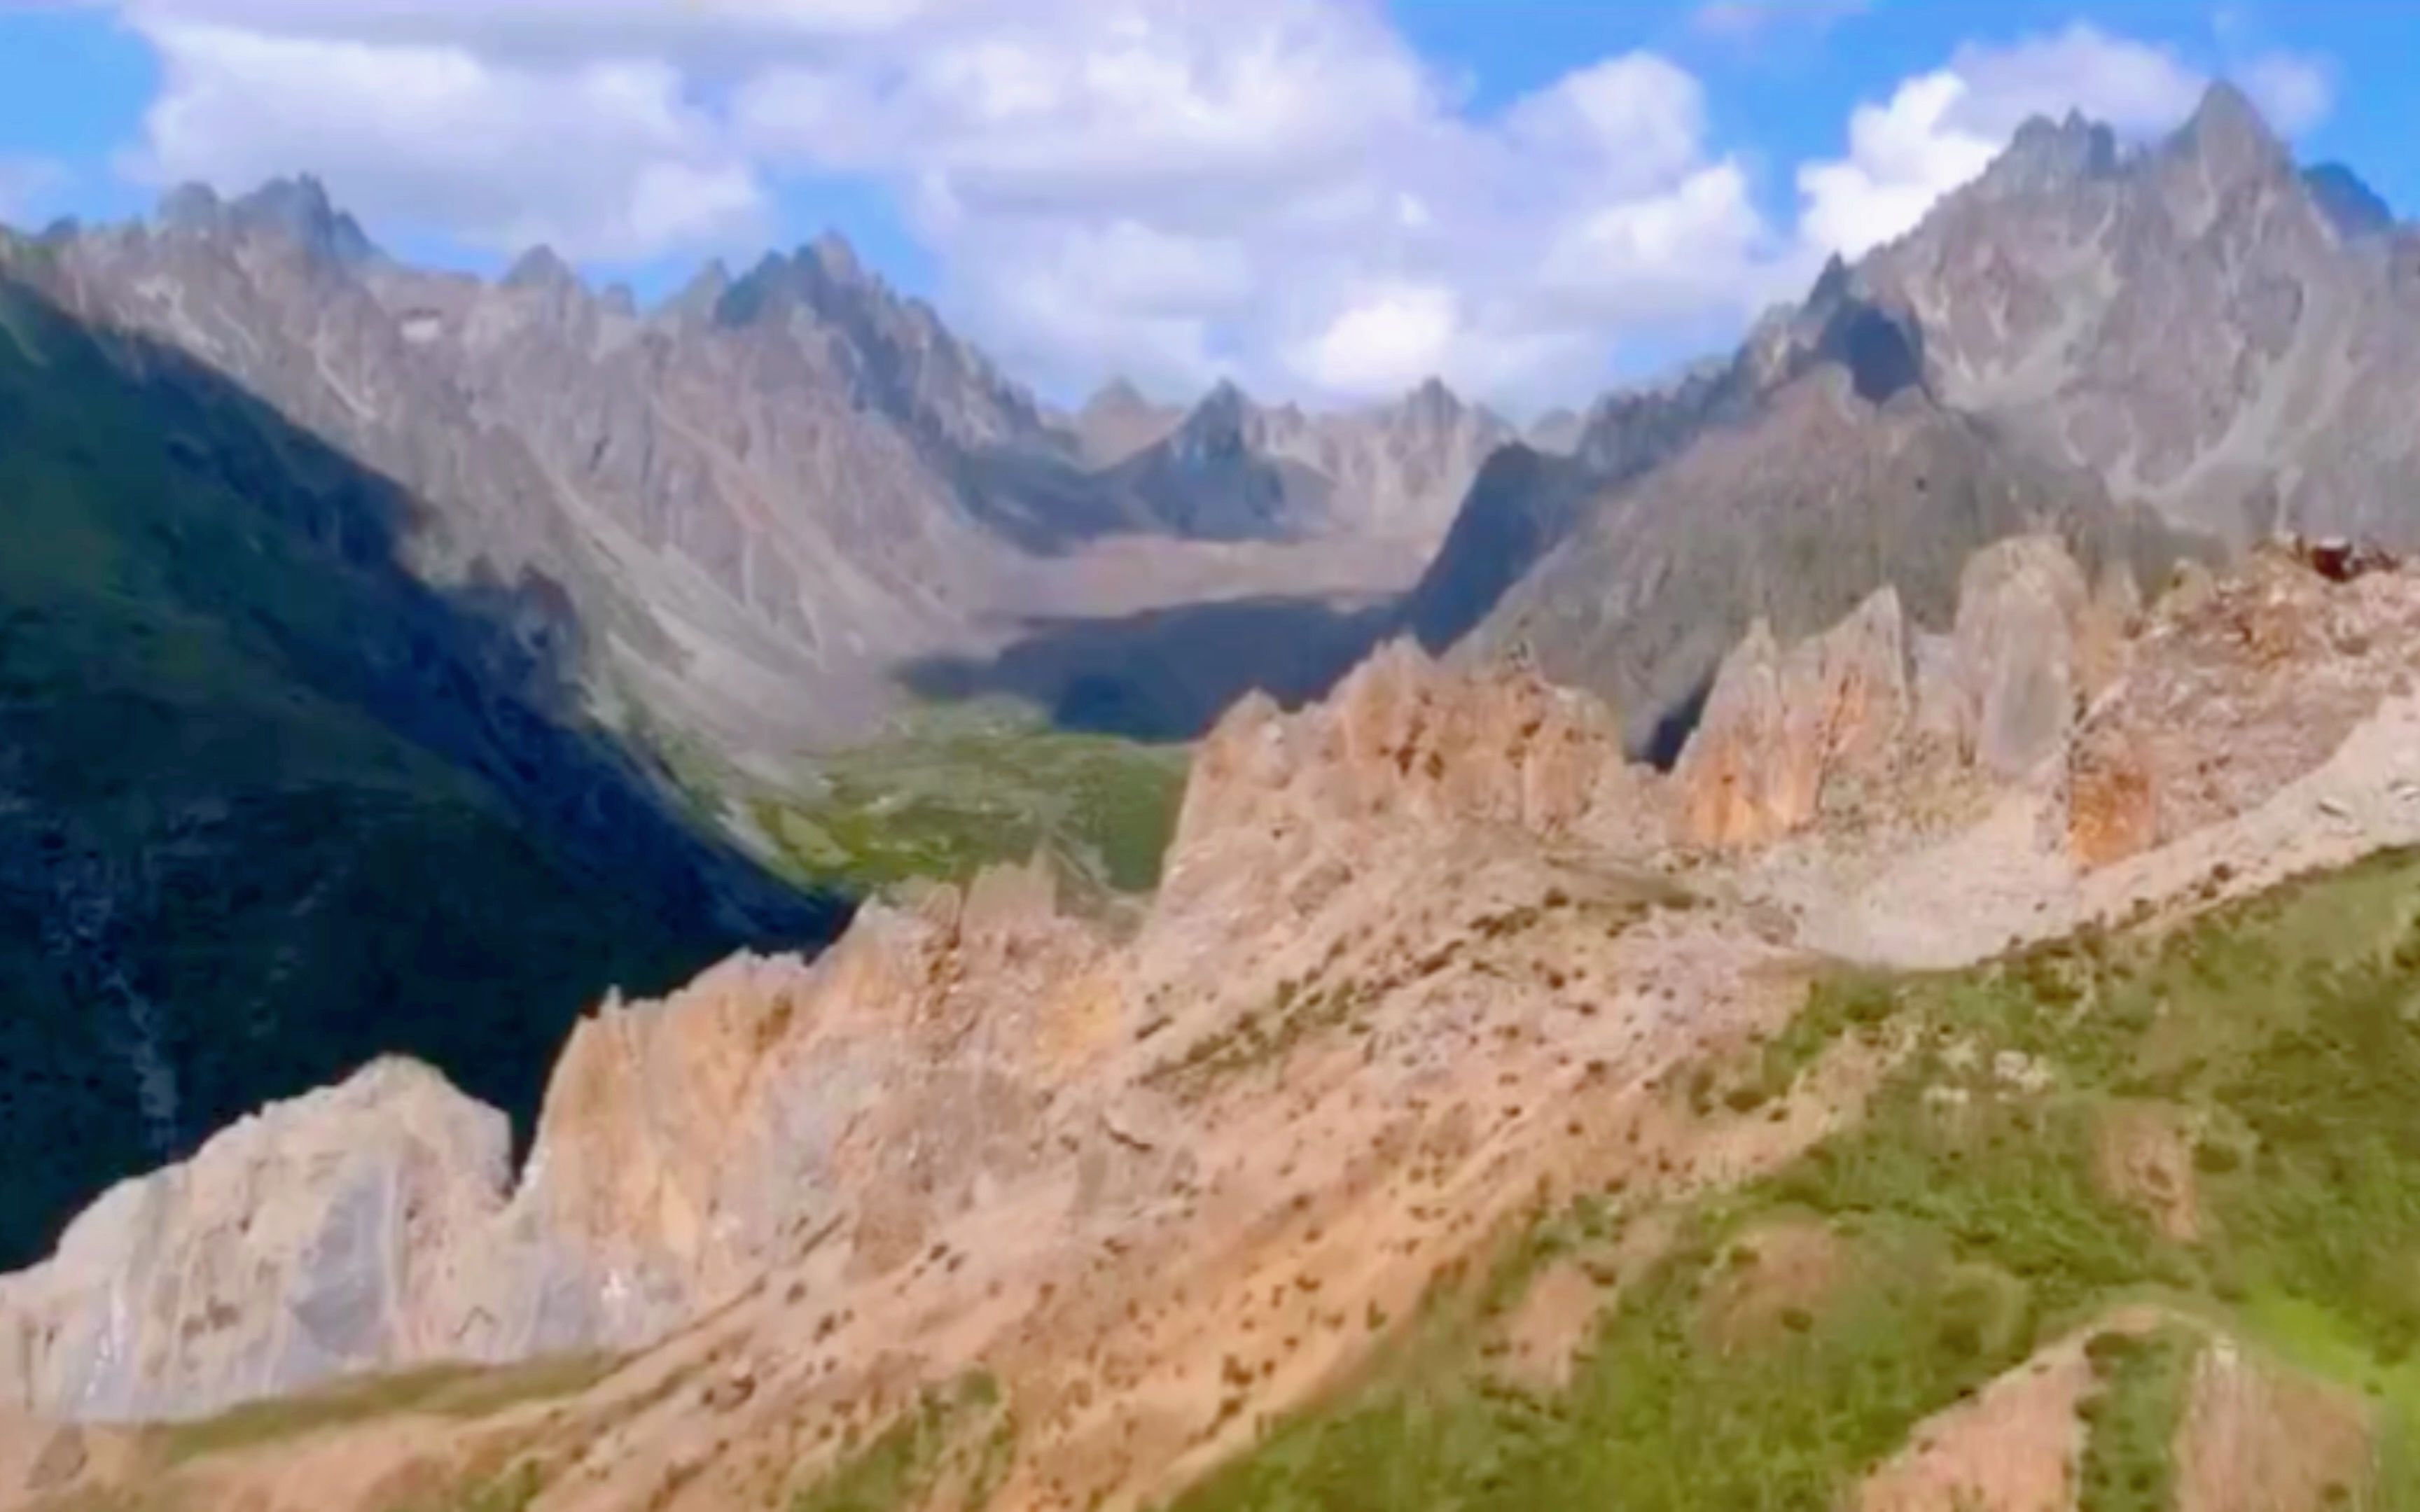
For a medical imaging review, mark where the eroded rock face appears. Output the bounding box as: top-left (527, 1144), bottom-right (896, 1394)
top-left (13, 537), bottom-right (2420, 1436)
top-left (1667, 530), bottom-right (2420, 878)
top-left (504, 865), bottom-right (1111, 1341)
top-left (1670, 536), bottom-right (2105, 850)
top-left (0, 1060), bottom-right (510, 1422)
top-left (1933, 536), bottom-right (2094, 780)
top-left (0, 634), bottom-right (1675, 1426)
top-left (1170, 640), bottom-right (1653, 882)
top-left (1674, 589), bottom-right (1911, 849)
top-left (0, 854), bottom-right (1119, 1422)
top-left (2066, 545), bottom-right (2420, 866)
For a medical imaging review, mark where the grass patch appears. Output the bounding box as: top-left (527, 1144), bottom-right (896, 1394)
top-left (789, 1373), bottom-right (1009, 1512)
top-left (2078, 1326), bottom-right (2198, 1512)
top-left (1165, 849), bottom-right (2420, 1509)
top-left (750, 704), bottom-right (1188, 895)
top-left (159, 1354), bottom-right (616, 1464)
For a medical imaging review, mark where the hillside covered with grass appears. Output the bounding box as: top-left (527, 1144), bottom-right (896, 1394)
top-left (734, 703), bottom-right (1190, 897)
top-left (1162, 848), bottom-right (2420, 1509)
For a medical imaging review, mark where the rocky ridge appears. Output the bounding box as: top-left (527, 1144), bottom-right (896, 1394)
top-left (1080, 377), bottom-right (1515, 561)
top-left (5, 188), bottom-right (1506, 763)
top-left (11, 536), bottom-right (2420, 1509)
top-left (1856, 85), bottom-right (2420, 548)
top-left (1415, 83), bottom-right (2416, 757)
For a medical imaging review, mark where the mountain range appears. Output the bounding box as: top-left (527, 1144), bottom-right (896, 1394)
top-left (0, 186), bottom-right (1538, 1267)
top-left (8, 76), bottom-right (2420, 1508)
top-left (1417, 83), bottom-right (2419, 754)
top-left (23, 81), bottom-right (2404, 781)
top-left (13, 516), bottom-right (2420, 1508)
top-left (15, 193), bottom-right (1517, 763)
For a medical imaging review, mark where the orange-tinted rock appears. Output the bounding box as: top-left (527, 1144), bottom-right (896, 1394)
top-left (2063, 549), bottom-right (2420, 867)
top-left (1169, 639), bottom-right (1649, 888)
top-left (1675, 589), bottom-right (1910, 849)
top-left (2066, 732), bottom-right (2159, 868)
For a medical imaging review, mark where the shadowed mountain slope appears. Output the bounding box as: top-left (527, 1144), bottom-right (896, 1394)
top-left (0, 271), bottom-right (835, 1270)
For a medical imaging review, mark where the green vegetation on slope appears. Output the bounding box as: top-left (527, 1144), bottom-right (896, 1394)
top-left (0, 272), bottom-right (785, 1266)
top-left (1169, 848), bottom-right (2420, 1510)
top-left (788, 1373), bottom-right (1013, 1512)
top-left (2079, 1326), bottom-right (2198, 1512)
top-left (746, 704), bottom-right (1188, 895)
top-left (158, 1355), bottom-right (618, 1466)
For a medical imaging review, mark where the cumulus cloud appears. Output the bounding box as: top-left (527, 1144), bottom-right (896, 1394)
top-left (1795, 22), bottom-right (2332, 260)
top-left (121, 0), bottom-right (957, 69)
top-left (90, 0), bottom-right (1790, 407)
top-left (1795, 72), bottom-right (2003, 260)
top-left (122, 16), bottom-right (767, 260)
top-left (732, 3), bottom-right (1788, 406)
top-left (2237, 50), bottom-right (2335, 136)
top-left (90, 3), bottom-right (2346, 410)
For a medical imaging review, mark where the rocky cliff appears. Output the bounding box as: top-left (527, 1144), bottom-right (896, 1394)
top-left (14, 534), bottom-right (2420, 1508)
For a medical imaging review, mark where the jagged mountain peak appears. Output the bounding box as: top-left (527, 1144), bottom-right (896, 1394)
top-left (698, 241), bottom-right (1052, 454)
top-left (1396, 374), bottom-right (1465, 426)
top-left (718, 238), bottom-right (929, 337)
top-left (2170, 78), bottom-right (2289, 182)
top-left (663, 256), bottom-right (732, 323)
top-left (1177, 377), bottom-right (1259, 441)
top-left (1171, 379), bottom-right (1258, 456)
top-left (805, 228), bottom-right (864, 286)
top-left (158, 175), bottom-right (382, 269)
top-left (1974, 108), bottom-right (2118, 198)
top-left (1198, 374), bottom-right (1253, 410)
top-left (500, 243), bottom-right (579, 294)
top-left (1066, 375), bottom-right (1183, 467)
top-left (1080, 375), bottom-right (1155, 415)
top-left (153, 180), bottom-right (223, 230)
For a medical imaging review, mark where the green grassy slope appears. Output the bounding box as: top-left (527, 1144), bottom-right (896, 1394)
top-left (1167, 848), bottom-right (2420, 1510)
top-left (735, 703), bottom-right (1189, 896)
top-left (0, 272), bottom-right (810, 1267)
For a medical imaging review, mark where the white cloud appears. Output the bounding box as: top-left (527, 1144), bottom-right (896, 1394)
top-left (735, 1), bottom-right (1437, 222)
top-left (0, 157), bottom-right (69, 228)
top-left (2211, 6), bottom-right (2336, 137)
top-left (1942, 23), bottom-right (2206, 137)
top-left (1795, 71), bottom-right (2001, 260)
top-left (91, 4), bottom-right (2348, 411)
top-left (123, 0), bottom-right (957, 69)
top-left (2237, 50), bottom-right (2334, 136)
top-left (1289, 282), bottom-right (1461, 396)
top-left (121, 13), bottom-right (769, 261)
top-left (90, 0), bottom-right (1786, 408)
top-left (1500, 53), bottom-right (1710, 193)
top-left (732, 1), bottom-right (1784, 407)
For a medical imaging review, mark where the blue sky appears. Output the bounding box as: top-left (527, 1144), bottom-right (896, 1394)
top-left (0, 1), bottom-right (2406, 410)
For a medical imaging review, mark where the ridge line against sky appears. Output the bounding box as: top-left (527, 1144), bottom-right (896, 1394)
top-left (0, 0), bottom-right (2403, 413)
